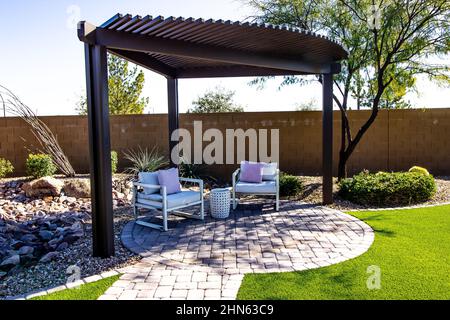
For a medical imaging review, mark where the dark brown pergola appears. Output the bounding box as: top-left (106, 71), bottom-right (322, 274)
top-left (77, 13), bottom-right (348, 258)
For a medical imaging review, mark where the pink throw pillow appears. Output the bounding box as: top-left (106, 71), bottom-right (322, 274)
top-left (240, 161), bottom-right (263, 183)
top-left (158, 168), bottom-right (181, 195)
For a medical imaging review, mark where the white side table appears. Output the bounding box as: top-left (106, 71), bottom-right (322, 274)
top-left (210, 188), bottom-right (231, 219)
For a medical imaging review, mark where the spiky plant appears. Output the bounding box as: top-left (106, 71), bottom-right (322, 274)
top-left (123, 146), bottom-right (168, 176)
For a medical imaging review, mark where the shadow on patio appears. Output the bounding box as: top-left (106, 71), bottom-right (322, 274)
top-left (121, 199), bottom-right (374, 273)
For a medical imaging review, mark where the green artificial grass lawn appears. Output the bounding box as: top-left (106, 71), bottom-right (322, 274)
top-left (237, 205), bottom-right (450, 300)
top-left (31, 274), bottom-right (121, 300)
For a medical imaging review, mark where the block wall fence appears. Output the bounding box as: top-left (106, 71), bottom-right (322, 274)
top-left (1, 109), bottom-right (449, 179)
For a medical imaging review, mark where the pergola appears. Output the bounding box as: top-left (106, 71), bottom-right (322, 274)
top-left (77, 13), bottom-right (348, 257)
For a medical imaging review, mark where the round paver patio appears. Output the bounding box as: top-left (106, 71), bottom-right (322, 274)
top-left (101, 200), bottom-right (374, 300)
top-left (122, 200), bottom-right (374, 273)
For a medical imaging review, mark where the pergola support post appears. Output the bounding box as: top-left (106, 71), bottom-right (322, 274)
top-left (84, 44), bottom-right (115, 257)
top-left (322, 73), bottom-right (334, 204)
top-left (167, 77), bottom-right (179, 167)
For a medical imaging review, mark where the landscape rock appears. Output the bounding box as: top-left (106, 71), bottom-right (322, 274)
top-left (20, 234), bottom-right (37, 243)
top-left (63, 179), bottom-right (91, 198)
top-left (48, 236), bottom-right (63, 249)
top-left (56, 242), bottom-right (68, 251)
top-left (0, 176), bottom-right (134, 291)
top-left (1, 255), bottom-right (20, 268)
top-left (20, 254), bottom-right (35, 265)
top-left (22, 177), bottom-right (64, 198)
top-left (38, 230), bottom-right (54, 241)
top-left (18, 246), bottom-right (34, 255)
top-left (39, 251), bottom-right (58, 263)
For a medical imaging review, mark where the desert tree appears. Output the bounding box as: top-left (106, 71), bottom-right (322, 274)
top-left (77, 54), bottom-right (149, 115)
top-left (188, 86), bottom-right (244, 113)
top-left (247, 0), bottom-right (450, 179)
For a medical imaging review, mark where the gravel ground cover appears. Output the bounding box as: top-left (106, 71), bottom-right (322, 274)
top-left (0, 176), bottom-right (139, 299)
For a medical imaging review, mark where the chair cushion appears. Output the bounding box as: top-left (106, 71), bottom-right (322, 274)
top-left (262, 162), bottom-right (278, 181)
top-left (240, 161), bottom-right (263, 183)
top-left (138, 172), bottom-right (159, 194)
top-left (137, 190), bottom-right (201, 209)
top-left (235, 181), bottom-right (276, 194)
top-left (158, 168), bottom-right (181, 195)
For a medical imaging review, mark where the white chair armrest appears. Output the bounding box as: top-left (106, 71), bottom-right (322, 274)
top-left (133, 182), bottom-right (161, 189)
top-left (179, 177), bottom-right (203, 185)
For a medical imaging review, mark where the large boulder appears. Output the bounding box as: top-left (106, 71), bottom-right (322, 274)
top-left (63, 179), bottom-right (91, 198)
top-left (22, 177), bottom-right (64, 198)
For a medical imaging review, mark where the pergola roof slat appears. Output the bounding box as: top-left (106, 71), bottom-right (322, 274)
top-left (162, 18), bottom-right (205, 39)
top-left (124, 15), bottom-right (152, 32)
top-left (79, 13), bottom-right (348, 77)
top-left (132, 15), bottom-right (164, 34)
top-left (100, 13), bottom-right (122, 28)
top-left (117, 15), bottom-right (142, 31)
top-left (108, 14), bottom-right (132, 29)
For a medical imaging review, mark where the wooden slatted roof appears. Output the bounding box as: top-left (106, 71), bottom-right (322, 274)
top-left (78, 13), bottom-right (348, 77)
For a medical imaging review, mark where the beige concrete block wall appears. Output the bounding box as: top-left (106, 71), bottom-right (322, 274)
top-left (1, 109), bottom-right (449, 179)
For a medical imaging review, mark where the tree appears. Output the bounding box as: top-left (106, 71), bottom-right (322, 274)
top-left (247, 0), bottom-right (450, 179)
top-left (295, 99), bottom-right (317, 111)
top-left (188, 87), bottom-right (244, 113)
top-left (76, 54), bottom-right (149, 115)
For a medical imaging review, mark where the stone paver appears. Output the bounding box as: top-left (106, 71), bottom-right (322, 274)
top-left (99, 200), bottom-right (374, 300)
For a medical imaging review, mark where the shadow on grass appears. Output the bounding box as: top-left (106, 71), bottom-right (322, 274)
top-left (356, 214), bottom-right (396, 237)
top-left (357, 214), bottom-right (386, 222)
top-left (372, 228), bottom-right (396, 237)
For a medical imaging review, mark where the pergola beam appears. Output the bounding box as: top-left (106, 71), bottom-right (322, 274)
top-left (90, 26), bottom-right (332, 74)
top-left (176, 66), bottom-right (307, 78)
top-left (108, 49), bottom-right (177, 78)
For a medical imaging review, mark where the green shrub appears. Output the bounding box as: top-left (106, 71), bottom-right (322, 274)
top-left (26, 153), bottom-right (56, 179)
top-left (279, 172), bottom-right (303, 197)
top-left (338, 170), bottom-right (436, 206)
top-left (0, 158), bottom-right (14, 178)
top-left (408, 166), bottom-right (430, 176)
top-left (111, 151), bottom-right (118, 174)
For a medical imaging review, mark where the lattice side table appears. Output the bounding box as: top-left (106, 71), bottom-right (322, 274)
top-left (209, 188), bottom-right (231, 219)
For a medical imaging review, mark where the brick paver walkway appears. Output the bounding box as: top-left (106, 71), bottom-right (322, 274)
top-left (99, 200), bottom-right (374, 300)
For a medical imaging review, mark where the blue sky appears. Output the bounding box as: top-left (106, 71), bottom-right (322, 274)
top-left (0, 0), bottom-right (449, 116)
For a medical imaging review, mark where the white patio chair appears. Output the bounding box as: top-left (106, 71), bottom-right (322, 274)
top-left (232, 163), bottom-right (279, 211)
top-left (132, 172), bottom-right (204, 231)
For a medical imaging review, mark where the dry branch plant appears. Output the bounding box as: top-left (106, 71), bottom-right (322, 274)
top-left (0, 85), bottom-right (76, 177)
